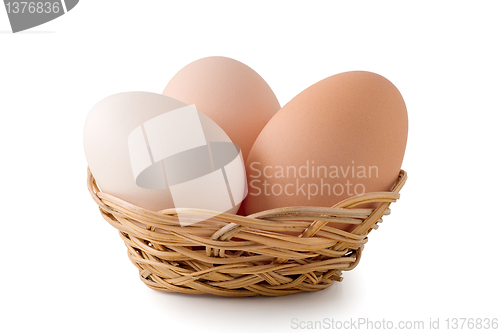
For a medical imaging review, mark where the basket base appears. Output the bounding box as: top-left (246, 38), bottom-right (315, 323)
top-left (123, 232), bottom-right (354, 297)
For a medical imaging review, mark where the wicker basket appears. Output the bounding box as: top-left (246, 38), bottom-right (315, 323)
top-left (87, 168), bottom-right (407, 297)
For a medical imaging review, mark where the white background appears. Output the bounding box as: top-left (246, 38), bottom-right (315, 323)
top-left (1, 1), bottom-right (499, 332)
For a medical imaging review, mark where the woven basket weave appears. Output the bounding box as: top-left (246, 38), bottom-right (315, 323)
top-left (87, 168), bottom-right (407, 297)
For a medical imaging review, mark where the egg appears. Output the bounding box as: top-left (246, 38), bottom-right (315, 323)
top-left (242, 71), bottom-right (408, 231)
top-left (162, 56), bottom-right (281, 162)
top-left (84, 92), bottom-right (247, 225)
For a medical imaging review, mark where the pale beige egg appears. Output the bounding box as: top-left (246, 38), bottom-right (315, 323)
top-left (84, 92), bottom-right (247, 220)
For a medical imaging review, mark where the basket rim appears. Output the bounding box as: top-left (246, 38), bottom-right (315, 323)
top-left (87, 167), bottom-right (407, 237)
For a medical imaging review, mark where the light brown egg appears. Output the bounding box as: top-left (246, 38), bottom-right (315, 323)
top-left (242, 71), bottom-right (408, 231)
top-left (163, 56), bottom-right (280, 162)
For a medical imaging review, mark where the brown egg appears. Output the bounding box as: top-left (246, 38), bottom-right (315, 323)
top-left (163, 56), bottom-right (280, 162)
top-left (242, 71), bottom-right (408, 231)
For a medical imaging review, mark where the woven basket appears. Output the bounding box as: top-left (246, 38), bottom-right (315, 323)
top-left (87, 168), bottom-right (407, 297)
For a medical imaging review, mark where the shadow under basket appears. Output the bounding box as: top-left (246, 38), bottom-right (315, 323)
top-left (87, 169), bottom-right (407, 297)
